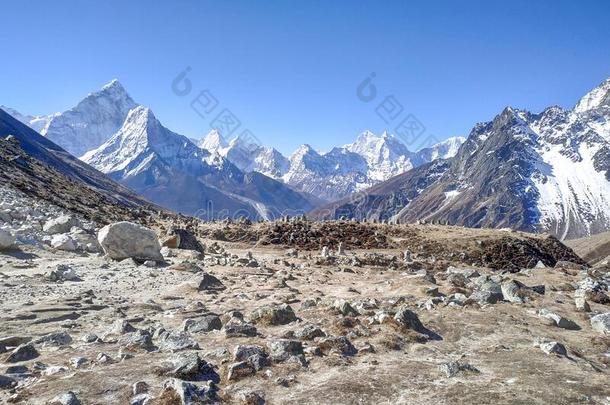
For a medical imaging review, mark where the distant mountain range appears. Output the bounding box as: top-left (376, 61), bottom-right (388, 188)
top-left (312, 77), bottom-right (610, 239)
top-left (3, 80), bottom-right (462, 216)
top-left (199, 127), bottom-right (464, 202)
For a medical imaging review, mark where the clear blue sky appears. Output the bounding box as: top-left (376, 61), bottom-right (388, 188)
top-left (2, 0), bottom-right (609, 154)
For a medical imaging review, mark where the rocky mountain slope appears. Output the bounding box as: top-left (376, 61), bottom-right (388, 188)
top-left (312, 77), bottom-right (610, 240)
top-left (200, 129), bottom-right (464, 202)
top-left (82, 106), bottom-right (317, 219)
top-left (0, 109), bottom-right (169, 224)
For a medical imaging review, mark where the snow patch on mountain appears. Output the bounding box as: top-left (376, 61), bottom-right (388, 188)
top-left (532, 142), bottom-right (610, 239)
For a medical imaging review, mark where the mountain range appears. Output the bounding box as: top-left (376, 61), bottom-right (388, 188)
top-left (3, 80), bottom-right (462, 215)
top-left (4, 76), bottom-right (610, 238)
top-left (312, 77), bottom-right (610, 239)
top-left (199, 128), bottom-right (464, 201)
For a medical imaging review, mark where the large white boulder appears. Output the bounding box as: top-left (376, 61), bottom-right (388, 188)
top-left (97, 221), bottom-right (162, 261)
top-left (43, 215), bottom-right (81, 235)
top-left (51, 234), bottom-right (77, 251)
top-left (0, 229), bottom-right (16, 250)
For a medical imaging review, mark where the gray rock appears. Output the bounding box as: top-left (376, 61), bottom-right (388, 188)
top-left (439, 361), bottom-right (480, 378)
top-left (234, 345), bottom-right (268, 362)
top-left (0, 336), bottom-right (31, 347)
top-left (168, 352), bottom-right (219, 382)
top-left (50, 391), bottom-right (81, 405)
top-left (43, 215), bottom-right (81, 234)
top-left (0, 229), bottom-right (16, 250)
top-left (540, 341), bottom-right (567, 356)
top-left (70, 357), bottom-right (88, 368)
top-left (132, 381), bottom-right (149, 395)
top-left (118, 330), bottom-right (154, 351)
top-left (250, 304), bottom-right (297, 325)
top-left (394, 306), bottom-right (437, 339)
top-left (98, 221), bottom-right (162, 261)
top-left (574, 291), bottom-right (591, 312)
top-left (447, 266), bottom-right (480, 278)
top-left (538, 308), bottom-right (580, 330)
top-left (267, 340), bottom-right (304, 362)
top-left (182, 315), bottom-right (222, 333)
top-left (47, 265), bottom-right (79, 282)
top-left (590, 312), bottom-right (610, 334)
top-left (81, 333), bottom-right (100, 343)
top-left (96, 352), bottom-right (113, 364)
top-left (317, 336), bottom-right (357, 357)
top-left (0, 374), bottom-right (17, 390)
top-left (157, 331), bottom-right (200, 352)
top-left (294, 325), bottom-right (326, 340)
top-left (197, 273), bottom-right (225, 292)
top-left (227, 361), bottom-right (256, 381)
top-left (333, 299), bottom-right (359, 316)
top-left (555, 260), bottom-right (588, 271)
top-left (162, 378), bottom-right (218, 404)
top-left (235, 390), bottom-right (265, 405)
top-left (224, 323), bottom-right (258, 338)
top-left (32, 331), bottom-right (73, 347)
top-left (6, 343), bottom-right (39, 362)
top-left (501, 279), bottom-right (526, 303)
top-left (107, 319), bottom-right (137, 335)
top-left (51, 234), bottom-right (77, 251)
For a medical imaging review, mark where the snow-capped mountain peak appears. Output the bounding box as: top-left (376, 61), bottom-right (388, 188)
top-left (199, 129), bottom-right (228, 151)
top-left (42, 79), bottom-right (137, 157)
top-left (574, 77), bottom-right (610, 113)
top-left (82, 105), bottom-right (208, 176)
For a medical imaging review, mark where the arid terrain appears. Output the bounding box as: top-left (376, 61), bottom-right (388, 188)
top-left (1, 187), bottom-right (609, 405)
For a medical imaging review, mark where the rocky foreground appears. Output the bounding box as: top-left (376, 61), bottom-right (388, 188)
top-left (1, 189), bottom-right (610, 404)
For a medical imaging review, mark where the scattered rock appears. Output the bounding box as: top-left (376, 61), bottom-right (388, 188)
top-left (161, 378), bottom-right (218, 404)
top-left (224, 323), bottom-right (258, 338)
top-left (32, 331), bottom-right (73, 347)
top-left (439, 361), bottom-right (480, 378)
top-left (197, 273), bottom-right (226, 292)
top-left (317, 336), bottom-right (357, 357)
top-left (6, 343), bottom-right (39, 363)
top-left (250, 304), bottom-right (297, 325)
top-left (70, 357), bottom-right (88, 368)
top-left (182, 315), bottom-right (222, 333)
top-left (43, 215), bottom-right (80, 235)
top-left (0, 375), bottom-right (17, 390)
top-left (228, 361), bottom-right (256, 381)
top-left (501, 279), bottom-right (527, 303)
top-left (333, 299), bottom-right (359, 316)
top-left (0, 229), bottom-right (16, 250)
top-left (51, 234), bottom-right (77, 251)
top-left (167, 351), bottom-right (220, 382)
top-left (47, 264), bottom-right (79, 282)
top-left (234, 389), bottom-right (266, 405)
top-left (267, 340), bottom-right (304, 362)
top-left (294, 325), bottom-right (326, 340)
top-left (590, 312), bottom-right (610, 335)
top-left (49, 391), bottom-right (81, 405)
top-left (157, 331), bottom-right (200, 352)
top-left (538, 309), bottom-right (580, 330)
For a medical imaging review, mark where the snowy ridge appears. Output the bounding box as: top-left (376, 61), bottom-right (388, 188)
top-left (42, 79), bottom-right (138, 157)
top-left (200, 128), bottom-right (465, 202)
top-left (0, 106), bottom-right (56, 133)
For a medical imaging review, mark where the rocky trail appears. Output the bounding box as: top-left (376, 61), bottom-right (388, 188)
top-left (1, 187), bottom-right (609, 404)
